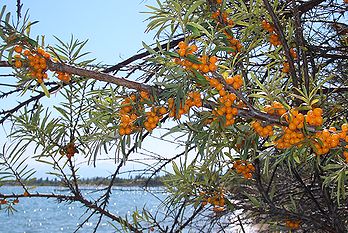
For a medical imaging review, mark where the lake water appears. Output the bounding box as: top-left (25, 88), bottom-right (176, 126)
top-left (0, 186), bottom-right (260, 232)
top-left (0, 186), bottom-right (169, 233)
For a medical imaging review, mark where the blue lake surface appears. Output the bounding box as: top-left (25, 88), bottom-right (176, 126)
top-left (0, 186), bottom-right (168, 233)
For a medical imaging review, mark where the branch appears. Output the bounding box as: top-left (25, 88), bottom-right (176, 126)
top-left (0, 192), bottom-right (76, 200)
top-left (262, 0), bottom-right (297, 88)
top-left (0, 84), bottom-right (61, 124)
top-left (47, 61), bottom-right (153, 93)
top-left (0, 61), bottom-right (10, 67)
top-left (299, 0), bottom-right (325, 15)
top-left (102, 37), bottom-right (184, 74)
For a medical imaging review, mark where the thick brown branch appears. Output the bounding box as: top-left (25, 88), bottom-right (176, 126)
top-left (47, 61), bottom-right (152, 93)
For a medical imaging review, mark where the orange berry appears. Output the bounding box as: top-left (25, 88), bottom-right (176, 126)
top-left (209, 63), bottom-right (217, 72)
top-left (14, 45), bottom-right (22, 53)
top-left (202, 64), bottom-right (210, 73)
top-left (43, 52), bottom-right (51, 59)
top-left (231, 108), bottom-right (238, 115)
top-left (0, 199), bottom-right (7, 204)
top-left (209, 56), bottom-right (218, 63)
top-left (329, 127), bottom-right (337, 132)
top-left (125, 127), bottom-right (132, 135)
top-left (313, 108), bottom-right (323, 116)
top-left (290, 48), bottom-right (297, 59)
top-left (23, 50), bottom-right (30, 56)
top-left (178, 49), bottom-right (186, 57)
top-left (342, 123), bottom-right (348, 132)
top-left (178, 41), bottom-right (187, 49)
top-left (14, 60), bottom-right (22, 68)
top-left (190, 44), bottom-right (198, 53)
top-left (159, 107), bottom-right (167, 115)
top-left (289, 123), bottom-right (297, 131)
top-left (226, 77), bottom-right (234, 85)
top-left (119, 128), bottom-right (126, 136)
top-left (37, 47), bottom-right (45, 55)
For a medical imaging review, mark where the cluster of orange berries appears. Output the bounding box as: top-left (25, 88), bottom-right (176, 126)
top-left (253, 101), bottom-right (285, 138)
top-left (174, 42), bottom-right (218, 73)
top-left (65, 142), bottom-right (78, 159)
top-left (226, 74), bottom-right (243, 90)
top-left (56, 71), bottom-right (71, 83)
top-left (0, 198), bottom-right (19, 205)
top-left (216, 92), bottom-right (239, 126)
top-left (276, 127), bottom-right (305, 149)
top-left (264, 101), bottom-right (287, 116)
top-left (211, 10), bottom-right (234, 27)
top-left (312, 125), bottom-right (347, 155)
top-left (144, 107), bottom-right (167, 131)
top-left (255, 103), bottom-right (348, 157)
top-left (13, 44), bottom-right (72, 84)
top-left (261, 20), bottom-right (281, 46)
top-left (287, 109), bottom-right (305, 130)
top-left (285, 219), bottom-right (300, 229)
top-left (282, 62), bottom-right (290, 73)
top-left (282, 49), bottom-right (297, 73)
top-left (210, 6), bottom-right (242, 56)
top-left (275, 109), bottom-right (306, 149)
top-left (118, 91), bottom-right (201, 135)
top-left (13, 45), bottom-right (50, 83)
top-left (233, 160), bottom-right (255, 179)
top-left (177, 41), bottom-right (198, 57)
top-left (197, 55), bottom-right (218, 73)
top-left (225, 33), bottom-right (243, 56)
top-left (168, 92), bottom-right (202, 119)
top-left (306, 108), bottom-right (323, 126)
top-left (13, 45), bottom-right (24, 68)
top-left (200, 190), bottom-right (225, 212)
top-left (206, 77), bottom-right (240, 126)
top-left (119, 94), bottom-right (139, 136)
top-left (252, 121), bottom-right (274, 138)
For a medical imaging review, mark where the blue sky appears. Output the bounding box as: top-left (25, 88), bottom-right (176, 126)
top-left (2, 0), bottom-right (157, 63)
top-left (0, 0), bottom-right (186, 179)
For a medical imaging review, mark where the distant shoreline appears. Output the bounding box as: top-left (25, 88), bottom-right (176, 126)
top-left (0, 175), bottom-right (166, 188)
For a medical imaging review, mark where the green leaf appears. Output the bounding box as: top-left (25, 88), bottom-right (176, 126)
top-left (192, 69), bottom-right (208, 85)
top-left (184, 0), bottom-right (205, 23)
top-left (245, 193), bottom-right (260, 207)
top-left (0, 5), bottom-right (6, 22)
top-left (186, 24), bottom-right (201, 36)
top-left (216, 46), bottom-right (235, 53)
top-left (142, 42), bottom-right (156, 55)
top-left (186, 22), bottom-right (212, 39)
top-left (163, 51), bottom-right (180, 58)
top-left (186, 54), bottom-right (202, 64)
top-left (5, 12), bottom-right (10, 24)
top-left (40, 83), bottom-right (50, 97)
top-left (172, 161), bottom-right (181, 176)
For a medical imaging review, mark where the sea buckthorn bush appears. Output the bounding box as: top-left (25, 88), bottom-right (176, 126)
top-left (0, 0), bottom-right (348, 232)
